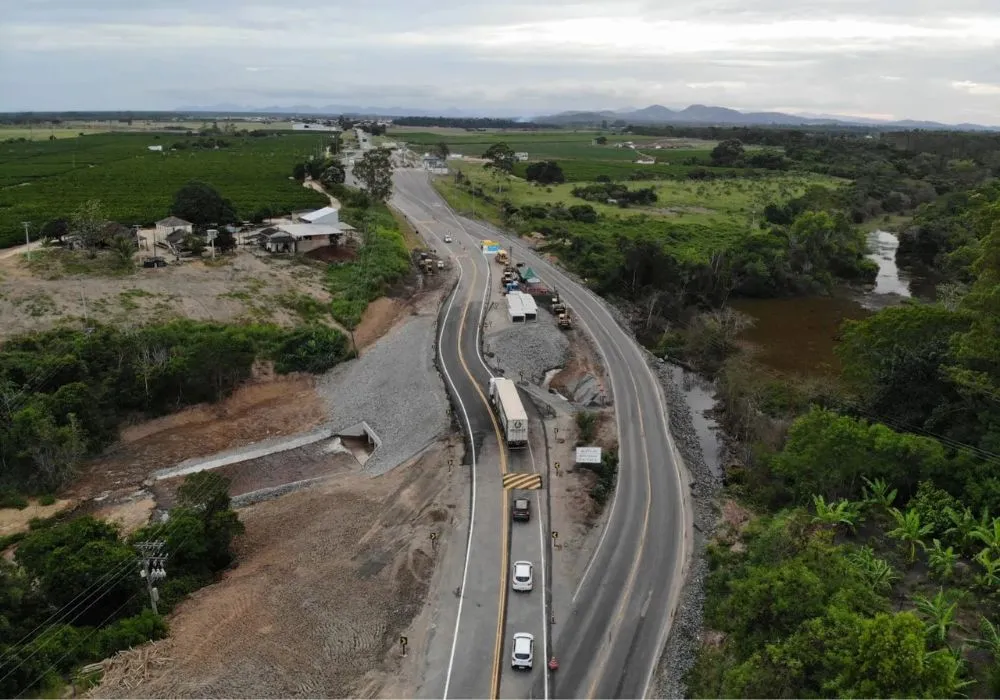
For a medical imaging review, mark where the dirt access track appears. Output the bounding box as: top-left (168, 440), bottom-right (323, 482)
top-left (89, 439), bottom-right (464, 699)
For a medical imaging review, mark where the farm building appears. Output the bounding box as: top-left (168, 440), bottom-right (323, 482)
top-left (296, 206), bottom-right (340, 225)
top-left (635, 155), bottom-right (656, 165)
top-left (514, 152), bottom-right (529, 162)
top-left (263, 222), bottom-right (355, 254)
top-left (155, 216), bottom-right (192, 239)
top-left (147, 145), bottom-right (163, 152)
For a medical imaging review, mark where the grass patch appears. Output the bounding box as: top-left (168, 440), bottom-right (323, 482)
top-left (274, 291), bottom-right (330, 323)
top-left (858, 213), bottom-right (912, 233)
top-left (118, 288), bottom-right (156, 310)
top-left (13, 291), bottom-right (58, 317)
top-left (391, 208), bottom-right (422, 250)
top-left (24, 248), bottom-right (136, 280)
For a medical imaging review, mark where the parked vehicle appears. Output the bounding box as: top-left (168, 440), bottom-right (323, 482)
top-left (512, 497), bottom-right (531, 521)
top-left (489, 377), bottom-right (528, 448)
top-left (444, 235), bottom-right (453, 243)
top-left (512, 560), bottom-right (534, 591)
top-left (511, 633), bottom-right (534, 670)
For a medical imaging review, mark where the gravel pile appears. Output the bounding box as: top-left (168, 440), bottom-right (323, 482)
top-left (483, 312), bottom-right (569, 385)
top-left (315, 311), bottom-right (451, 476)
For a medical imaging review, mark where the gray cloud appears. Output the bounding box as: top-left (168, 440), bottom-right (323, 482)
top-left (1, 0), bottom-right (999, 123)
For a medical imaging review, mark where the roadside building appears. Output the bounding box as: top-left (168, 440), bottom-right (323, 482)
top-left (263, 222), bottom-right (354, 255)
top-left (296, 206), bottom-right (340, 226)
top-left (635, 155), bottom-right (656, 165)
top-left (292, 122), bottom-right (342, 132)
top-left (514, 152), bottom-right (529, 161)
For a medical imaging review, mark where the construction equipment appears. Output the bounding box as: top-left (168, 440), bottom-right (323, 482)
top-left (552, 300), bottom-right (567, 315)
top-left (557, 310), bottom-right (572, 330)
top-left (496, 249), bottom-right (510, 265)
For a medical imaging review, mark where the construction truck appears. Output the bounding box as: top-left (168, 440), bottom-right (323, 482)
top-left (557, 310), bottom-right (572, 330)
top-left (496, 249), bottom-right (510, 265)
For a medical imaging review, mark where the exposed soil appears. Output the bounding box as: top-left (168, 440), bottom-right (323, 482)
top-left (354, 297), bottom-right (408, 350)
top-left (549, 327), bottom-right (607, 400)
top-left (89, 497), bottom-right (157, 536)
top-left (0, 247), bottom-right (341, 341)
top-left (88, 440), bottom-right (462, 699)
top-left (66, 373), bottom-right (327, 502)
top-left (0, 498), bottom-right (75, 537)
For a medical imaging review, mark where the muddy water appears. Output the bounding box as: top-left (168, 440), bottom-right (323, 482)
top-left (731, 230), bottom-right (926, 376)
top-left (666, 364), bottom-right (725, 478)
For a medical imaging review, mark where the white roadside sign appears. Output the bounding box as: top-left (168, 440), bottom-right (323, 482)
top-left (575, 446), bottom-right (602, 464)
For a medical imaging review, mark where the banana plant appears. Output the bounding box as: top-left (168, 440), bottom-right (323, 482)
top-left (912, 589), bottom-right (959, 647)
top-left (946, 505), bottom-right (991, 557)
top-left (975, 549), bottom-right (1000, 589)
top-left (861, 475), bottom-right (897, 512)
top-left (811, 494), bottom-right (862, 532)
top-left (927, 539), bottom-right (959, 581)
top-left (887, 507), bottom-right (933, 563)
top-left (847, 545), bottom-right (899, 593)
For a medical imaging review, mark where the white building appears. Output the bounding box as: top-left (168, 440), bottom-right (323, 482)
top-left (297, 206), bottom-right (340, 226)
top-left (514, 152), bottom-right (529, 162)
top-left (147, 145), bottom-right (163, 152)
top-left (636, 156), bottom-right (656, 165)
top-left (264, 223), bottom-right (350, 255)
top-left (155, 216), bottom-right (192, 240)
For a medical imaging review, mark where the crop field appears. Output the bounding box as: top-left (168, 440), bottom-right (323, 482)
top-left (0, 132), bottom-right (330, 247)
top-left (0, 120), bottom-right (298, 141)
top-left (434, 165), bottom-right (845, 261)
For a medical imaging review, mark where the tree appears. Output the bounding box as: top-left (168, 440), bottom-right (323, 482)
top-left (483, 142), bottom-right (515, 176)
top-left (292, 163), bottom-right (307, 181)
top-left (969, 616), bottom-right (1000, 694)
top-left (39, 218), bottom-right (69, 244)
top-left (109, 233), bottom-right (137, 268)
top-left (525, 160), bottom-right (566, 185)
top-left (433, 141), bottom-right (450, 160)
top-left (887, 507), bottom-right (933, 563)
top-left (170, 181), bottom-right (237, 228)
top-left (70, 199), bottom-right (107, 255)
top-left (354, 148), bottom-right (393, 202)
top-left (711, 138), bottom-right (745, 166)
top-left (595, 135), bottom-right (608, 145)
top-left (15, 517), bottom-right (141, 627)
top-left (811, 494), bottom-right (862, 531)
top-left (320, 162), bottom-right (346, 188)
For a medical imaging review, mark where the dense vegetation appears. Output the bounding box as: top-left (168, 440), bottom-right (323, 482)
top-left (0, 132), bottom-right (331, 247)
top-left (0, 471), bottom-right (244, 697)
top-left (680, 170), bottom-right (1000, 697)
top-left (0, 320), bottom-right (351, 494)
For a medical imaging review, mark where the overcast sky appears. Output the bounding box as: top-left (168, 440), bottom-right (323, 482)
top-left (2, 0), bottom-right (1000, 123)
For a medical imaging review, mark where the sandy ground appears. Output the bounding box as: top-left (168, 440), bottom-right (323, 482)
top-left (89, 439), bottom-right (463, 699)
top-left (0, 247), bottom-right (345, 341)
top-left (66, 373), bottom-right (328, 503)
top-left (0, 498), bottom-right (75, 536)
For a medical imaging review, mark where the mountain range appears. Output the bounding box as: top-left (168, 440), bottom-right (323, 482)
top-left (175, 102), bottom-right (998, 131)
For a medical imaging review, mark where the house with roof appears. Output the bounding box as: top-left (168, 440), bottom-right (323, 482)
top-left (296, 206), bottom-right (340, 226)
top-left (635, 155), bottom-right (656, 165)
top-left (155, 216), bottom-right (192, 239)
top-left (263, 222), bottom-right (357, 255)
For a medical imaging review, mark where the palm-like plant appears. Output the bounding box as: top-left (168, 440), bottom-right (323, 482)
top-left (973, 517), bottom-right (1000, 554)
top-left (848, 545), bottom-right (899, 593)
top-left (887, 507), bottom-right (933, 563)
top-left (812, 494), bottom-right (862, 532)
top-left (975, 549), bottom-right (1000, 588)
top-left (928, 539), bottom-right (960, 581)
top-left (945, 505), bottom-right (991, 557)
top-left (912, 588), bottom-right (959, 647)
top-left (861, 476), bottom-right (898, 511)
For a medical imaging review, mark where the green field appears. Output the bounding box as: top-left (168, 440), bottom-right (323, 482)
top-left (435, 164), bottom-right (845, 261)
top-left (0, 132), bottom-right (331, 247)
top-left (0, 120), bottom-right (299, 141)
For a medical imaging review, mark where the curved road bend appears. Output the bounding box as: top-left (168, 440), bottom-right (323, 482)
top-left (394, 171), bottom-right (551, 700)
top-left (395, 169), bottom-right (693, 699)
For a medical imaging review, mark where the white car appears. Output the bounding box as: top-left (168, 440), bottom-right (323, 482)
top-left (511, 632), bottom-right (534, 670)
top-left (444, 235), bottom-right (453, 243)
top-left (512, 561), bottom-right (533, 592)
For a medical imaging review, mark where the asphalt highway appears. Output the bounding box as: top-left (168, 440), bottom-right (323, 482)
top-left (392, 166), bottom-right (691, 699)
top-left (392, 171), bottom-right (550, 700)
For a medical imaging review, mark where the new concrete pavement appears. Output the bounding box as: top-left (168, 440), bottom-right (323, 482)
top-left (392, 171), bottom-right (550, 700)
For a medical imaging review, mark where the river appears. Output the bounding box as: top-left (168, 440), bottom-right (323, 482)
top-left (730, 229), bottom-right (932, 376)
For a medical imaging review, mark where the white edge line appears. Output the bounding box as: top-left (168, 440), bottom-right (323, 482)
top-left (420, 212), bottom-right (475, 700)
top-left (527, 437), bottom-right (550, 700)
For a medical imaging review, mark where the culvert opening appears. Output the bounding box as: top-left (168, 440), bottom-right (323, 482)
top-left (324, 421), bottom-right (381, 467)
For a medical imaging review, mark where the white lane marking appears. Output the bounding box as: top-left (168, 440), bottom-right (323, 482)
top-left (527, 436), bottom-right (550, 700)
top-left (434, 246), bottom-right (477, 700)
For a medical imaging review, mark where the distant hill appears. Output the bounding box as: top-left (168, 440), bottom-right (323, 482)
top-left (535, 103), bottom-right (999, 131)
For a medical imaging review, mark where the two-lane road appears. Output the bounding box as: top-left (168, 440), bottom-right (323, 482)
top-left (392, 171), bottom-right (550, 700)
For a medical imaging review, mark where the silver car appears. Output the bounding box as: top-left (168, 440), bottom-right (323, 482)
top-left (511, 632), bottom-right (534, 670)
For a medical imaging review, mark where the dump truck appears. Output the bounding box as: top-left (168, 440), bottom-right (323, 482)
top-left (489, 377), bottom-right (528, 448)
top-left (557, 310), bottom-right (572, 329)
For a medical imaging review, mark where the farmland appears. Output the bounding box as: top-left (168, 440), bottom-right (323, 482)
top-left (0, 132), bottom-right (330, 247)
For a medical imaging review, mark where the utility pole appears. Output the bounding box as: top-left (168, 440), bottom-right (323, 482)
top-left (21, 222), bottom-right (31, 259)
top-left (135, 541), bottom-right (167, 615)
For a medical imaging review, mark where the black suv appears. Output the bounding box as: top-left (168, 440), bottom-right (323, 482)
top-left (512, 498), bottom-right (530, 522)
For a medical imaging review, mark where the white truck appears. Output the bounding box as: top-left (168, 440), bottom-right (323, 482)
top-left (489, 377), bottom-right (528, 449)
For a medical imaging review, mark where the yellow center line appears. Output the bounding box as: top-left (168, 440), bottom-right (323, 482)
top-left (453, 258), bottom-right (510, 700)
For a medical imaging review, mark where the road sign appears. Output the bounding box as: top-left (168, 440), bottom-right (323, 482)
top-left (576, 446), bottom-right (602, 464)
top-left (206, 229), bottom-right (218, 242)
top-left (481, 239), bottom-right (500, 254)
top-left (503, 473), bottom-right (543, 490)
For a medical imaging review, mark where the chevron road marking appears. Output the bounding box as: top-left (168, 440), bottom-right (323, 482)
top-left (503, 472), bottom-right (543, 490)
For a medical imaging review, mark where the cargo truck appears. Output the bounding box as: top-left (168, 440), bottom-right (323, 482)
top-left (489, 377), bottom-right (528, 448)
